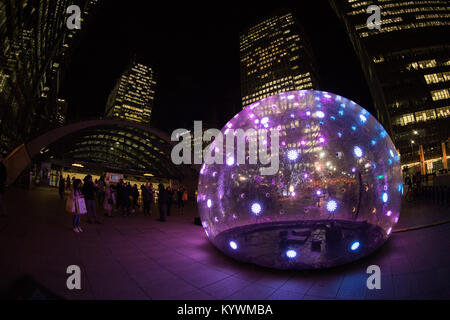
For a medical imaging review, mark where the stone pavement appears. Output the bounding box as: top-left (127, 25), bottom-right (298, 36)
top-left (0, 186), bottom-right (449, 300)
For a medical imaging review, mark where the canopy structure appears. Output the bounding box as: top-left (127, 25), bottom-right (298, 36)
top-left (5, 119), bottom-right (191, 185)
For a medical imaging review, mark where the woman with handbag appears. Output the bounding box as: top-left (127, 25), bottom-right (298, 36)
top-left (66, 179), bottom-right (87, 233)
top-left (104, 183), bottom-right (115, 217)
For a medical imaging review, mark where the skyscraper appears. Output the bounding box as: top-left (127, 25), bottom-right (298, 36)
top-left (104, 61), bottom-right (157, 125)
top-left (240, 11), bottom-right (320, 108)
top-left (330, 0), bottom-right (450, 174)
top-left (0, 0), bottom-right (100, 154)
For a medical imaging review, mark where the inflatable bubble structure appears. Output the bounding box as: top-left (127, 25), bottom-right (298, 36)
top-left (197, 90), bottom-right (402, 269)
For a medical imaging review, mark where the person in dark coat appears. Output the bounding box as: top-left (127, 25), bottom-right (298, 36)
top-left (0, 154), bottom-right (7, 216)
top-left (58, 175), bottom-right (65, 199)
top-left (131, 184), bottom-right (139, 214)
top-left (141, 185), bottom-right (150, 216)
top-left (82, 175), bottom-right (100, 224)
top-left (117, 180), bottom-right (129, 216)
top-left (166, 187), bottom-right (173, 216)
top-left (157, 183), bottom-right (167, 222)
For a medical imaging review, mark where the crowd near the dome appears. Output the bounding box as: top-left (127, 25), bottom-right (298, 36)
top-left (61, 174), bottom-right (188, 233)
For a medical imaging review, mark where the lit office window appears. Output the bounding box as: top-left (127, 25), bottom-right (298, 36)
top-left (424, 72), bottom-right (450, 84)
top-left (436, 106), bottom-right (450, 118)
top-left (431, 88), bottom-right (450, 101)
top-left (414, 109), bottom-right (436, 122)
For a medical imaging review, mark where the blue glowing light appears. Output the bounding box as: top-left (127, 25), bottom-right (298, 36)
top-left (371, 139), bottom-right (377, 146)
top-left (338, 110), bottom-right (344, 116)
top-left (251, 203), bottom-right (262, 215)
top-left (351, 125), bottom-right (357, 131)
top-left (286, 250), bottom-right (297, 258)
top-left (359, 114), bottom-right (367, 123)
top-left (287, 149), bottom-right (299, 161)
top-left (229, 240), bottom-right (238, 250)
top-left (398, 184), bottom-right (404, 195)
top-left (330, 116), bottom-right (336, 120)
top-left (389, 149), bottom-right (395, 157)
top-left (350, 241), bottom-right (360, 251)
top-left (382, 192), bottom-right (389, 203)
top-left (353, 146), bottom-right (363, 158)
top-left (326, 200), bottom-right (338, 212)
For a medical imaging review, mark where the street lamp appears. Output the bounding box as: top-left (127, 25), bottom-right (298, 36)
top-left (413, 130), bottom-right (418, 135)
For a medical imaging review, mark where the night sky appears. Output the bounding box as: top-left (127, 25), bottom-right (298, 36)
top-left (61, 0), bottom-right (374, 134)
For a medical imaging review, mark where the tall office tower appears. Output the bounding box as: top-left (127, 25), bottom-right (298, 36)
top-left (0, 0), bottom-right (100, 154)
top-left (330, 0), bottom-right (450, 174)
top-left (240, 11), bottom-right (320, 108)
top-left (104, 61), bottom-right (157, 125)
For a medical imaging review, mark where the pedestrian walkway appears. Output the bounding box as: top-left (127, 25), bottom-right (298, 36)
top-left (0, 187), bottom-right (449, 299)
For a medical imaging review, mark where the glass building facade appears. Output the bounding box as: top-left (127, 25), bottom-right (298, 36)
top-left (104, 61), bottom-right (156, 125)
top-left (239, 11), bottom-right (320, 108)
top-left (330, 0), bottom-right (450, 173)
top-left (0, 0), bottom-right (100, 155)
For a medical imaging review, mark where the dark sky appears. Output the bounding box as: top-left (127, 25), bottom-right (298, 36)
top-left (61, 0), bottom-right (374, 134)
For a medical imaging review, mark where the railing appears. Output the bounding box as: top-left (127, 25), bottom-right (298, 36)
top-left (418, 185), bottom-right (450, 208)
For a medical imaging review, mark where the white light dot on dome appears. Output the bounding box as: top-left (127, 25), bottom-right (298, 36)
top-left (387, 227), bottom-right (392, 235)
top-left (226, 156), bottom-right (235, 166)
top-left (326, 200), bottom-right (338, 212)
top-left (207, 199), bottom-right (212, 208)
top-left (359, 114), bottom-right (367, 123)
top-left (382, 192), bottom-right (389, 203)
top-left (353, 146), bottom-right (363, 158)
top-left (386, 210), bottom-right (392, 217)
top-left (389, 149), bottom-right (395, 158)
top-left (229, 241), bottom-right (238, 250)
top-left (316, 111), bottom-right (325, 118)
top-left (261, 117), bottom-right (269, 124)
top-left (286, 250), bottom-right (297, 258)
top-left (350, 241), bottom-right (360, 251)
top-left (287, 150), bottom-right (299, 161)
top-left (251, 202), bottom-right (262, 215)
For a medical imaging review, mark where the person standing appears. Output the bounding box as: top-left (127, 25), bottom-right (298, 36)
top-left (182, 188), bottom-right (188, 211)
top-left (97, 176), bottom-right (106, 208)
top-left (0, 154), bottom-right (7, 216)
top-left (177, 187), bottom-right (183, 214)
top-left (131, 184), bottom-right (139, 214)
top-left (58, 175), bottom-right (65, 199)
top-left (158, 183), bottom-right (167, 222)
top-left (67, 179), bottom-right (85, 232)
top-left (82, 175), bottom-right (100, 224)
top-left (141, 185), bottom-right (150, 216)
top-left (166, 186), bottom-right (173, 216)
top-left (104, 183), bottom-right (115, 217)
top-left (148, 184), bottom-right (154, 215)
top-left (66, 175), bottom-right (71, 188)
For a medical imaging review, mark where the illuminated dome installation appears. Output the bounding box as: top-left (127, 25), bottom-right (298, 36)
top-left (198, 90), bottom-right (402, 270)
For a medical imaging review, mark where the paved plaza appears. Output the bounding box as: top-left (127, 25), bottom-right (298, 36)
top-left (0, 186), bottom-right (449, 300)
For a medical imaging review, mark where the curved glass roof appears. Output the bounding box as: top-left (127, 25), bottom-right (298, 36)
top-left (37, 124), bottom-right (183, 179)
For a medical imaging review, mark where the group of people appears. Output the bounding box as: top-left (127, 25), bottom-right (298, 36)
top-left (63, 173), bottom-right (188, 233)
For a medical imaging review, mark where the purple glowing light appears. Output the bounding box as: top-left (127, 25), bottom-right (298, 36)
top-left (226, 156), bottom-right (235, 166)
top-left (386, 210), bottom-right (392, 217)
top-left (318, 137), bottom-right (325, 144)
top-left (316, 190), bottom-right (322, 196)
